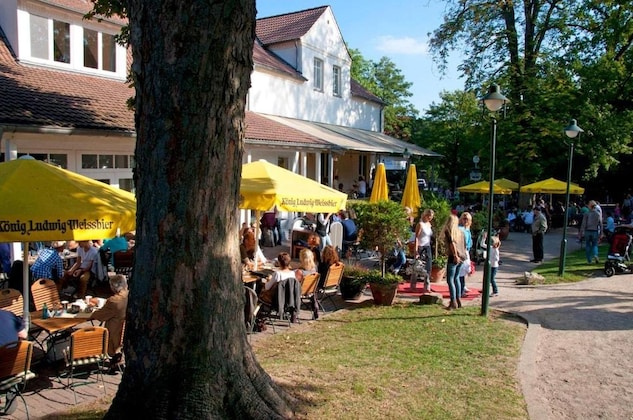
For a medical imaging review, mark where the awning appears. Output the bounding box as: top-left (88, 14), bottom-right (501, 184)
top-left (260, 114), bottom-right (442, 157)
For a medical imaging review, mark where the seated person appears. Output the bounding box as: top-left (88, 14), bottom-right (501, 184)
top-left (306, 233), bottom-right (321, 264)
top-left (295, 248), bottom-right (318, 319)
top-left (58, 240), bottom-right (98, 299)
top-left (389, 239), bottom-right (407, 275)
top-left (0, 308), bottom-right (27, 347)
top-left (341, 211), bottom-right (358, 242)
top-left (240, 231), bottom-right (267, 269)
top-left (30, 240), bottom-right (66, 282)
top-left (259, 253), bottom-right (301, 322)
top-left (318, 245), bottom-right (340, 289)
top-left (102, 232), bottom-right (135, 260)
top-left (90, 275), bottom-right (128, 373)
top-left (0, 243), bottom-right (11, 275)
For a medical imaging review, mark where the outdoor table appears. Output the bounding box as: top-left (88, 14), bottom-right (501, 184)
top-left (30, 310), bottom-right (94, 362)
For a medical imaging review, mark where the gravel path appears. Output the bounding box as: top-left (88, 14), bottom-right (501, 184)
top-left (464, 229), bottom-right (633, 419)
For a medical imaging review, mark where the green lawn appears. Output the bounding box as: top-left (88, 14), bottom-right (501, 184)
top-left (535, 242), bottom-right (609, 284)
top-left (255, 304), bottom-right (528, 419)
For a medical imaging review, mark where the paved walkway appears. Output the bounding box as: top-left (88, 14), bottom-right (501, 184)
top-left (6, 228), bottom-right (633, 419)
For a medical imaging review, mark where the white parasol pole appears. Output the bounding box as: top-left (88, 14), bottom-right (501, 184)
top-left (254, 210), bottom-right (261, 271)
top-left (22, 241), bottom-right (30, 332)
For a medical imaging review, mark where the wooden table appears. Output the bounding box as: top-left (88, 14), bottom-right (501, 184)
top-left (30, 310), bottom-right (93, 362)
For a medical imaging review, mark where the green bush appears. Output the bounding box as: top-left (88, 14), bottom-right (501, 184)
top-left (362, 269), bottom-right (401, 285)
top-left (421, 192), bottom-right (452, 260)
top-left (349, 200), bottom-right (411, 275)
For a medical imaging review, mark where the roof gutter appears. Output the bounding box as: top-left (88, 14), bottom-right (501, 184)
top-left (0, 124), bottom-right (136, 138)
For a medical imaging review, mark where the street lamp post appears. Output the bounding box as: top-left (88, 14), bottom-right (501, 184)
top-left (558, 119), bottom-right (584, 277)
top-left (480, 84), bottom-right (509, 317)
top-left (403, 147), bottom-right (411, 170)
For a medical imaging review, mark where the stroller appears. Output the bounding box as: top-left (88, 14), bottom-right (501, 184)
top-left (604, 226), bottom-right (633, 277)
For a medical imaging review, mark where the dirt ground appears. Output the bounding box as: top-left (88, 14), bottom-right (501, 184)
top-left (470, 230), bottom-right (633, 419)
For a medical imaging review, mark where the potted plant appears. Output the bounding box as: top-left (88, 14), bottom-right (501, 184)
top-left (363, 269), bottom-right (401, 306)
top-left (340, 264), bottom-right (369, 300)
top-left (430, 255), bottom-right (447, 282)
top-left (349, 200), bottom-right (411, 277)
top-left (424, 193), bottom-right (452, 283)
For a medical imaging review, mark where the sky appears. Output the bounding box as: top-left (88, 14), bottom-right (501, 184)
top-left (256, 0), bottom-right (465, 114)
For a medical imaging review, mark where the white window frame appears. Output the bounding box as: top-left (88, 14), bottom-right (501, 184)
top-left (18, 10), bottom-right (125, 79)
top-left (332, 65), bottom-right (341, 96)
top-left (313, 58), bottom-right (324, 92)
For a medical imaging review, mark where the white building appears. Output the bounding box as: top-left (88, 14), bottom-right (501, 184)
top-left (0, 2), bottom-right (439, 194)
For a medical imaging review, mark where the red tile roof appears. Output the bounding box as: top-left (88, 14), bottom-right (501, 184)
top-left (0, 2), bottom-right (381, 138)
top-left (245, 112), bottom-right (328, 147)
top-left (39, 0), bottom-right (127, 25)
top-left (256, 6), bottom-right (328, 45)
top-left (0, 31), bottom-right (135, 132)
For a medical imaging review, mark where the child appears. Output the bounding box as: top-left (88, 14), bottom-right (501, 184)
top-left (490, 235), bottom-right (501, 297)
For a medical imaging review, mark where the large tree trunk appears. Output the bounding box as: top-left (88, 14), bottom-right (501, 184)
top-left (106, 1), bottom-right (293, 418)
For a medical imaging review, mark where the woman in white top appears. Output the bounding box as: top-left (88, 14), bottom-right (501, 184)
top-left (414, 209), bottom-right (434, 292)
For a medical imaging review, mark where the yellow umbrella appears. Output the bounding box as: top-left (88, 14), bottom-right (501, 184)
top-left (401, 164), bottom-right (421, 216)
top-left (0, 156), bottom-right (137, 324)
top-left (519, 177), bottom-right (584, 194)
top-left (457, 180), bottom-right (513, 195)
top-left (369, 163), bottom-right (389, 202)
top-left (240, 160), bottom-right (347, 212)
top-left (0, 157), bottom-right (137, 242)
top-left (496, 178), bottom-right (519, 191)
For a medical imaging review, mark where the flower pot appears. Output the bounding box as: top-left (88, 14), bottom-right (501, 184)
top-left (369, 282), bottom-right (398, 306)
top-left (339, 276), bottom-right (366, 300)
top-left (430, 266), bottom-right (446, 283)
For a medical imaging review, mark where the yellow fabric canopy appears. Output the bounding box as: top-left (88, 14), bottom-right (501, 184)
top-left (519, 177), bottom-right (585, 194)
top-left (496, 178), bottom-right (519, 191)
top-left (240, 160), bottom-right (347, 212)
top-left (401, 164), bottom-right (421, 217)
top-left (457, 180), bottom-right (513, 195)
top-left (369, 163), bottom-right (389, 203)
top-left (0, 157), bottom-right (137, 242)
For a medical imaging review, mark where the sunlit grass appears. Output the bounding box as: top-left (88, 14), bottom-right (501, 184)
top-left (255, 304), bottom-right (528, 419)
top-left (535, 242), bottom-right (609, 284)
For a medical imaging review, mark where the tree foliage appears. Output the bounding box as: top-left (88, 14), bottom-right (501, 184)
top-left (425, 0), bottom-right (633, 192)
top-left (349, 48), bottom-right (418, 139)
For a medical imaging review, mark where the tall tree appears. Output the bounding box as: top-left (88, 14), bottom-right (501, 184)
top-left (428, 0), bottom-right (633, 186)
top-left (349, 48), bottom-right (418, 139)
top-left (102, 1), bottom-right (293, 417)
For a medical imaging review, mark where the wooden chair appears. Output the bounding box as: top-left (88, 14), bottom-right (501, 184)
top-left (0, 288), bottom-right (23, 317)
top-left (0, 340), bottom-right (36, 418)
top-left (299, 272), bottom-right (320, 319)
top-left (318, 262), bottom-right (344, 311)
top-left (62, 326), bottom-right (109, 404)
top-left (113, 250), bottom-right (134, 279)
top-left (31, 278), bottom-right (60, 311)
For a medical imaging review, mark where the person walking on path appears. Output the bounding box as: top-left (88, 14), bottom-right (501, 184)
top-left (579, 200), bottom-right (603, 264)
top-left (530, 206), bottom-right (547, 263)
top-left (489, 235), bottom-right (500, 297)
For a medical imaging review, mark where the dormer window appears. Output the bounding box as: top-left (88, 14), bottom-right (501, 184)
top-left (29, 15), bottom-right (70, 63)
top-left (21, 11), bottom-right (123, 78)
top-left (84, 29), bottom-right (117, 72)
top-left (333, 65), bottom-right (341, 97)
top-left (313, 58), bottom-right (323, 92)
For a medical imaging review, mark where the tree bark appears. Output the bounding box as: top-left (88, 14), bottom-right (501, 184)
top-left (105, 1), bottom-right (293, 418)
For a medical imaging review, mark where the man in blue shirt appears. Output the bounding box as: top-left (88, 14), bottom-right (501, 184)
top-left (30, 241), bottom-right (66, 282)
top-left (0, 309), bottom-right (27, 347)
